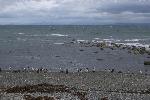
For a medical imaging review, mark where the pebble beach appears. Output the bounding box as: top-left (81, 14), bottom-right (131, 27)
top-left (1, 70), bottom-right (150, 100)
top-left (0, 25), bottom-right (150, 100)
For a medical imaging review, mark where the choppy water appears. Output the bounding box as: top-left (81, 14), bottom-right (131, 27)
top-left (0, 25), bottom-right (150, 73)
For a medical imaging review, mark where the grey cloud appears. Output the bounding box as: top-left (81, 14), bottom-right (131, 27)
top-left (0, 0), bottom-right (150, 24)
top-left (97, 3), bottom-right (150, 13)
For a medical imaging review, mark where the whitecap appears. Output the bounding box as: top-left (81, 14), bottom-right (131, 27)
top-left (18, 33), bottom-right (25, 35)
top-left (124, 39), bottom-right (141, 42)
top-left (54, 43), bottom-right (64, 45)
top-left (16, 38), bottom-right (27, 41)
top-left (77, 39), bottom-right (89, 43)
top-left (25, 34), bottom-right (51, 37)
top-left (103, 38), bottom-right (116, 41)
top-left (103, 38), bottom-right (121, 42)
top-left (116, 43), bottom-right (150, 48)
top-left (51, 34), bottom-right (68, 37)
top-left (94, 38), bottom-right (100, 40)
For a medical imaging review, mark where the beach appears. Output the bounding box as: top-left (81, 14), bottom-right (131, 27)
top-left (1, 70), bottom-right (150, 100)
top-left (0, 25), bottom-right (150, 100)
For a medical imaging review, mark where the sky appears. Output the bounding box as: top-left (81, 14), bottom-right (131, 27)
top-left (0, 0), bottom-right (150, 25)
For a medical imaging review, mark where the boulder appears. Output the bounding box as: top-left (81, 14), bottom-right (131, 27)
top-left (144, 61), bottom-right (150, 65)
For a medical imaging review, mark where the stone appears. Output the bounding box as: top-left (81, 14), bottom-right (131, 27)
top-left (144, 61), bottom-right (150, 65)
top-left (101, 97), bottom-right (108, 100)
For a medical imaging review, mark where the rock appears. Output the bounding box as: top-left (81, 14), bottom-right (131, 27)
top-left (65, 69), bottom-right (69, 74)
top-left (111, 43), bottom-right (121, 48)
top-left (122, 47), bottom-right (126, 49)
top-left (111, 69), bottom-right (114, 73)
top-left (77, 68), bottom-right (82, 72)
top-left (93, 51), bottom-right (98, 54)
top-left (96, 42), bottom-right (106, 48)
top-left (118, 71), bottom-right (122, 73)
top-left (24, 95), bottom-right (55, 100)
top-left (110, 47), bottom-right (114, 50)
top-left (101, 96), bottom-right (108, 100)
top-left (72, 38), bottom-right (76, 41)
top-left (79, 49), bottom-right (84, 51)
top-left (12, 70), bottom-right (21, 73)
top-left (0, 68), bottom-right (1, 72)
top-left (55, 55), bottom-right (60, 57)
top-left (144, 61), bottom-right (150, 65)
top-left (96, 58), bottom-right (103, 61)
top-left (100, 48), bottom-right (104, 50)
top-left (73, 91), bottom-right (88, 100)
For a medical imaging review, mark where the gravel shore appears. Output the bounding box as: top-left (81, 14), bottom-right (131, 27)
top-left (0, 71), bottom-right (150, 100)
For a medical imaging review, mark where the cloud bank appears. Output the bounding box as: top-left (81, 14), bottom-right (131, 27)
top-left (0, 0), bottom-right (150, 25)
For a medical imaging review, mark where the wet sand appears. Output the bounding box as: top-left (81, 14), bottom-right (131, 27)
top-left (1, 71), bottom-right (150, 100)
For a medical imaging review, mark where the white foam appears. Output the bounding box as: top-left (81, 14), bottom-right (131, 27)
top-left (92, 40), bottom-right (103, 43)
top-left (124, 39), bottom-right (141, 42)
top-left (103, 38), bottom-right (121, 42)
top-left (54, 43), bottom-right (64, 45)
top-left (94, 38), bottom-right (100, 40)
top-left (116, 42), bottom-right (150, 49)
top-left (51, 34), bottom-right (68, 37)
top-left (103, 39), bottom-right (113, 41)
top-left (25, 34), bottom-right (52, 37)
top-left (16, 38), bottom-right (27, 41)
top-left (18, 33), bottom-right (25, 35)
top-left (77, 39), bottom-right (89, 43)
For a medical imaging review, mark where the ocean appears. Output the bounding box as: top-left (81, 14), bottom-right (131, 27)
top-left (0, 25), bottom-right (150, 73)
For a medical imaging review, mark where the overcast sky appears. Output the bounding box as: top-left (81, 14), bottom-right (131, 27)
top-left (0, 0), bottom-right (150, 25)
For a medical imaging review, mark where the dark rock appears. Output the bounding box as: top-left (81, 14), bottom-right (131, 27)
top-left (118, 71), bottom-right (122, 73)
top-left (97, 42), bottom-right (106, 48)
top-left (65, 69), bottom-right (69, 74)
top-left (0, 68), bottom-right (1, 72)
top-left (55, 55), bottom-right (60, 57)
top-left (111, 69), bottom-right (114, 73)
top-left (24, 95), bottom-right (55, 100)
top-left (128, 51), bottom-right (132, 54)
top-left (110, 47), bottom-right (114, 50)
top-left (31, 56), bottom-right (34, 59)
top-left (73, 91), bottom-right (88, 100)
top-left (111, 43), bottom-right (121, 48)
top-left (60, 70), bottom-right (64, 73)
top-left (79, 49), bottom-right (84, 51)
top-left (100, 48), bottom-right (104, 50)
top-left (12, 70), bottom-right (21, 73)
top-left (24, 95), bottom-right (34, 100)
top-left (77, 68), bottom-right (82, 72)
top-left (96, 58), bottom-right (103, 61)
top-left (122, 47), bottom-right (126, 49)
top-left (72, 38), bottom-right (76, 41)
top-left (93, 51), bottom-right (98, 54)
top-left (144, 61), bottom-right (150, 65)
top-left (37, 69), bottom-right (40, 73)
top-left (101, 96), bottom-right (108, 100)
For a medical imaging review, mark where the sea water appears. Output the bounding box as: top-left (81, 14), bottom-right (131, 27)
top-left (0, 25), bottom-right (150, 73)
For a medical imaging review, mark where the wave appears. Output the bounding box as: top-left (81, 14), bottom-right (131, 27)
top-left (116, 43), bottom-right (150, 49)
top-left (54, 43), bottom-right (64, 45)
top-left (16, 38), bottom-right (27, 41)
top-left (102, 38), bottom-right (121, 42)
top-left (51, 34), bottom-right (68, 37)
top-left (25, 34), bottom-right (51, 37)
top-left (18, 33), bottom-right (25, 35)
top-left (124, 39), bottom-right (142, 42)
